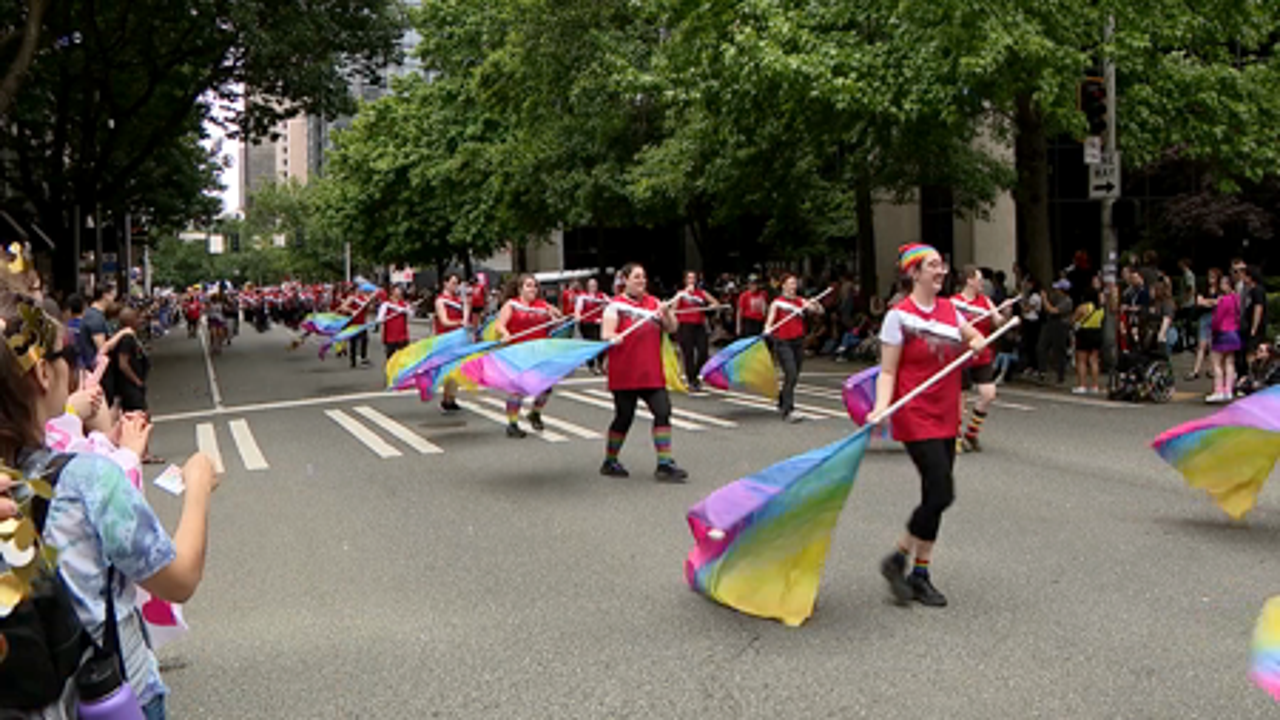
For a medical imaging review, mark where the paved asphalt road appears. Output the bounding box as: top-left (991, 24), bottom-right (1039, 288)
top-left (137, 324), bottom-right (1280, 718)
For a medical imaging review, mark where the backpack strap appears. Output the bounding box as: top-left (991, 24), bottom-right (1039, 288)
top-left (30, 453), bottom-right (73, 534)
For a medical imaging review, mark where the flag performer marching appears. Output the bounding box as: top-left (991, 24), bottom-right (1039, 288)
top-left (494, 274), bottom-right (563, 438)
top-left (684, 280), bottom-right (1019, 626)
top-left (434, 274), bottom-right (471, 413)
top-left (870, 244), bottom-right (993, 609)
top-left (952, 268), bottom-right (1017, 453)
top-left (575, 278), bottom-right (610, 374)
top-left (674, 271), bottom-right (720, 392)
top-left (765, 276), bottom-right (827, 423)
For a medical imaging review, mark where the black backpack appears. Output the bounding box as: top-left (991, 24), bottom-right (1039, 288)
top-left (0, 455), bottom-right (91, 709)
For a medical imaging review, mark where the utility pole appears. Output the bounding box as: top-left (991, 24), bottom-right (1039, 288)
top-left (344, 241), bottom-right (351, 283)
top-left (1100, 15), bottom-right (1120, 372)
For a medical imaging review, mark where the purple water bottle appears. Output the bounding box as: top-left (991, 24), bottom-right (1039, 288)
top-left (76, 654), bottom-right (145, 720)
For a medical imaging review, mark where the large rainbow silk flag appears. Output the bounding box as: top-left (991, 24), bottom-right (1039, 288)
top-left (459, 339), bottom-right (606, 398)
top-left (550, 321), bottom-right (576, 339)
top-left (685, 430), bottom-right (871, 627)
top-left (843, 366), bottom-right (893, 440)
top-left (386, 329), bottom-right (471, 389)
top-left (319, 321), bottom-right (376, 360)
top-left (479, 315), bottom-right (501, 342)
top-left (1151, 385), bottom-right (1280, 519)
top-left (1252, 596), bottom-right (1280, 702)
top-left (300, 312), bottom-right (350, 337)
top-left (662, 334), bottom-right (688, 394)
top-left (699, 336), bottom-right (775, 400)
top-left (412, 340), bottom-right (499, 400)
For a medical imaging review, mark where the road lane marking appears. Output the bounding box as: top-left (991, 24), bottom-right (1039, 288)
top-left (455, 400), bottom-right (569, 442)
top-left (997, 386), bottom-right (1137, 409)
top-left (794, 384), bottom-right (844, 400)
top-left (557, 390), bottom-right (705, 431)
top-left (195, 423), bottom-right (225, 473)
top-left (197, 320), bottom-right (224, 410)
top-left (715, 396), bottom-right (825, 421)
top-left (476, 397), bottom-right (600, 439)
top-left (351, 406), bottom-right (443, 454)
top-left (227, 419), bottom-right (269, 471)
top-left (151, 376), bottom-right (611, 423)
top-left (324, 409), bottom-right (403, 458)
top-left (704, 387), bottom-right (847, 419)
top-left (580, 388), bottom-right (736, 429)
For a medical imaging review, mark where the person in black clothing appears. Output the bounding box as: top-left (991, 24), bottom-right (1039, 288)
top-left (1243, 265), bottom-right (1269, 391)
top-left (112, 307), bottom-right (151, 414)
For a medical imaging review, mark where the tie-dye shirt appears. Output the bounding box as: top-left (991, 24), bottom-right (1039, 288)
top-left (15, 448), bottom-right (176, 710)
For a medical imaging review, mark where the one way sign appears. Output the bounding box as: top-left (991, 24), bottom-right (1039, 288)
top-left (1089, 160), bottom-right (1121, 200)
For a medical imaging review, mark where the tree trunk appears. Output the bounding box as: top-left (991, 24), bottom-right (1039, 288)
top-left (1014, 93), bottom-right (1054, 285)
top-left (0, 0), bottom-right (49, 117)
top-left (855, 173), bottom-right (877, 296)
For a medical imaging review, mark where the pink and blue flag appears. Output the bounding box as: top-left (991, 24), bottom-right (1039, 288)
top-left (685, 429), bottom-right (871, 627)
top-left (459, 339), bottom-right (607, 398)
top-left (699, 336), bottom-right (777, 400)
top-left (407, 340), bottom-right (499, 400)
top-left (319, 321), bottom-right (376, 360)
top-left (300, 312), bottom-right (351, 337)
top-left (843, 367), bottom-right (892, 439)
top-left (1152, 385), bottom-right (1280, 519)
top-left (386, 329), bottom-right (471, 389)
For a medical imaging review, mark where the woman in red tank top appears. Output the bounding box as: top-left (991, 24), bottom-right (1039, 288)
top-left (434, 274), bottom-right (470, 413)
top-left (764, 275), bottom-right (824, 423)
top-left (575, 277), bottom-right (610, 374)
top-left (951, 265), bottom-right (1011, 454)
top-left (496, 274), bottom-right (564, 438)
top-left (869, 244), bottom-right (987, 609)
top-left (599, 263), bottom-right (687, 482)
top-left (674, 271), bottom-right (720, 391)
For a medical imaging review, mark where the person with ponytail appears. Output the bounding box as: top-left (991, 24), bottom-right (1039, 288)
top-left (673, 271), bottom-right (719, 392)
top-left (434, 274), bottom-right (469, 414)
top-left (869, 244), bottom-right (987, 608)
top-left (0, 284), bottom-right (220, 717)
top-left (495, 274), bottom-right (562, 438)
top-left (600, 263), bottom-right (688, 482)
top-left (765, 274), bottom-right (825, 423)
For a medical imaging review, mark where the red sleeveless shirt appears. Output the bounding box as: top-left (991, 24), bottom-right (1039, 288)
top-left (879, 296), bottom-right (964, 443)
top-left (951, 293), bottom-right (995, 366)
top-left (608, 294), bottom-right (664, 391)
top-left (434, 292), bottom-right (465, 335)
top-left (505, 299), bottom-right (553, 343)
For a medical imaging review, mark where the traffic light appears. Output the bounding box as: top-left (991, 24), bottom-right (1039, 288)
top-left (1079, 77), bottom-right (1107, 136)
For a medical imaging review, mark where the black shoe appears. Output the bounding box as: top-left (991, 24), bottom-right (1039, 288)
top-left (906, 573), bottom-right (948, 607)
top-left (600, 459), bottom-right (629, 478)
top-left (529, 411), bottom-right (545, 432)
top-left (654, 461), bottom-right (688, 483)
top-left (506, 423), bottom-right (527, 439)
top-left (880, 553), bottom-right (912, 606)
top-left (961, 435), bottom-right (981, 453)
top-left (440, 400), bottom-right (461, 414)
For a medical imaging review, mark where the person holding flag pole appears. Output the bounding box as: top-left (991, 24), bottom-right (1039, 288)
top-left (674, 271), bottom-right (720, 392)
top-left (870, 244), bottom-right (991, 609)
top-left (600, 262), bottom-right (688, 482)
top-left (575, 277), bottom-right (610, 374)
top-left (765, 276), bottom-right (829, 423)
top-left (495, 274), bottom-right (563, 438)
top-left (952, 266), bottom-right (1016, 453)
top-left (435, 274), bottom-right (470, 413)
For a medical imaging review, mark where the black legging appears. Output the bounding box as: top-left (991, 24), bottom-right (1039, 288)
top-left (677, 323), bottom-right (709, 386)
top-left (609, 388), bottom-right (672, 435)
top-left (348, 331), bottom-right (369, 367)
top-left (775, 337), bottom-right (804, 415)
top-left (904, 438), bottom-right (956, 542)
top-left (740, 318), bottom-right (764, 338)
top-left (581, 323), bottom-right (603, 369)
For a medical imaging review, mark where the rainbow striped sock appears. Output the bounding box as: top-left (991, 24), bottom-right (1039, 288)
top-left (605, 431), bottom-right (625, 461)
top-left (966, 408), bottom-right (987, 440)
top-left (652, 425), bottom-right (673, 464)
top-left (505, 398), bottom-right (521, 424)
top-left (912, 558), bottom-right (930, 579)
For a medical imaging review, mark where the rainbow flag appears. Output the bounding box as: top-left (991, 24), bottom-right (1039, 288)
top-left (842, 367), bottom-right (892, 440)
top-left (386, 328), bottom-right (470, 389)
top-left (300, 312), bottom-right (350, 337)
top-left (685, 429), bottom-right (871, 627)
top-left (1151, 385), bottom-right (1280, 519)
top-left (699, 336), bottom-right (776, 400)
top-left (319, 321), bottom-right (375, 360)
top-left (550, 320), bottom-right (576, 339)
top-left (662, 334), bottom-right (688, 394)
top-left (1253, 596), bottom-right (1280, 702)
top-left (411, 340), bottom-right (499, 400)
top-left (459, 339), bottom-right (606, 398)
top-left (479, 315), bottom-right (501, 342)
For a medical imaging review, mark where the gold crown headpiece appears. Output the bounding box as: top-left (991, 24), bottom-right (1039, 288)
top-left (4, 298), bottom-right (58, 373)
top-left (6, 242), bottom-right (31, 275)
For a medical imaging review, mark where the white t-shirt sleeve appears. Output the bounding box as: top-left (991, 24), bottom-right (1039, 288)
top-left (879, 309), bottom-right (905, 346)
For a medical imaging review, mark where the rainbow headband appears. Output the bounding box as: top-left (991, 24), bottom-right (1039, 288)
top-left (898, 243), bottom-right (937, 272)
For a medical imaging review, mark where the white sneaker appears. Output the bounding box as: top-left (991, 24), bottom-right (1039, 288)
top-left (1071, 386), bottom-right (1088, 395)
top-left (1205, 392), bottom-right (1226, 404)
top-left (1089, 386), bottom-right (1102, 395)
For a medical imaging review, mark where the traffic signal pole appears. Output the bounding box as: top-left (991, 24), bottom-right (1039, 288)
top-left (1101, 15), bottom-right (1120, 373)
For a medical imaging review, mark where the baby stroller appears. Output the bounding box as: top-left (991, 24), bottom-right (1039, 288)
top-left (1108, 313), bottom-right (1175, 403)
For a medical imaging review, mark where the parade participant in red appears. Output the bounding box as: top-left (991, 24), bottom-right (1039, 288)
top-left (575, 277), bottom-right (609, 374)
top-left (736, 274), bottom-right (768, 337)
top-left (344, 286), bottom-right (375, 368)
top-left (434, 274), bottom-right (469, 413)
top-left (496, 274), bottom-right (563, 438)
top-left (600, 263), bottom-right (687, 482)
top-left (674, 271), bottom-right (719, 392)
top-left (183, 293), bottom-right (202, 338)
top-left (468, 276), bottom-right (487, 327)
top-left (870, 244), bottom-right (986, 608)
top-left (765, 274), bottom-right (824, 423)
top-left (381, 285), bottom-right (411, 359)
top-left (560, 280), bottom-right (581, 329)
top-left (951, 265), bottom-right (1008, 453)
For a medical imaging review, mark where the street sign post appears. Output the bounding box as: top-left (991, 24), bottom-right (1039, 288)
top-left (1089, 159), bottom-right (1121, 199)
top-left (1084, 136), bottom-right (1103, 165)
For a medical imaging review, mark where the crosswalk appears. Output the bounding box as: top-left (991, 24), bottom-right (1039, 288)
top-left (169, 382), bottom-right (877, 473)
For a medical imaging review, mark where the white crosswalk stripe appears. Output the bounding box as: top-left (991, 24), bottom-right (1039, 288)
top-left (325, 409), bottom-right (403, 458)
top-left (455, 400), bottom-right (569, 442)
top-left (227, 419), bottom-right (269, 471)
top-left (704, 387), bottom-right (847, 419)
top-left (352, 406), bottom-right (444, 454)
top-left (476, 397), bottom-right (600, 439)
top-left (579, 388), bottom-right (736, 429)
top-left (794, 383), bottom-right (844, 401)
top-left (557, 390), bottom-right (705, 431)
top-left (715, 396), bottom-right (825, 422)
top-left (195, 422), bottom-right (225, 473)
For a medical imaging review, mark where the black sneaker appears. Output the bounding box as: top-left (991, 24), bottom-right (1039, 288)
top-left (440, 400), bottom-right (461, 414)
top-left (506, 423), bottom-right (527, 439)
top-left (654, 461), bottom-right (689, 483)
top-left (880, 553), bottom-right (912, 606)
top-left (906, 573), bottom-right (948, 607)
top-left (600, 459), bottom-right (629, 478)
top-left (529, 411), bottom-right (545, 432)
